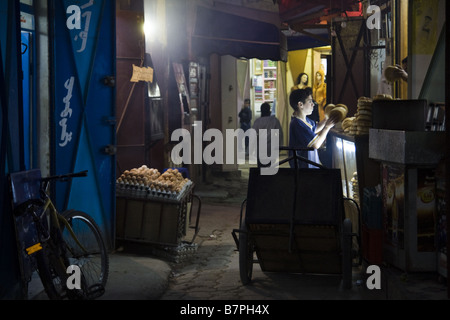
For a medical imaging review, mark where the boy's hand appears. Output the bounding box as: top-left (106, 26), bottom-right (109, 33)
top-left (325, 115), bottom-right (339, 128)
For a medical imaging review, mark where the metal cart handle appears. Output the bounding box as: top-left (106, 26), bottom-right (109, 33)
top-left (278, 146), bottom-right (327, 169)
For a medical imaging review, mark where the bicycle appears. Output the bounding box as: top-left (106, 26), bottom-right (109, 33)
top-left (9, 169), bottom-right (109, 300)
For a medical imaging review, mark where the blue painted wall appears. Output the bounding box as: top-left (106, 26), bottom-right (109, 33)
top-left (0, 0), bottom-right (25, 299)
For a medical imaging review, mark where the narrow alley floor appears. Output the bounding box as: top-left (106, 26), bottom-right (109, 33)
top-left (158, 202), bottom-right (385, 300)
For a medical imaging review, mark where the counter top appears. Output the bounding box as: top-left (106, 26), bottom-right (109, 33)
top-left (329, 129), bottom-right (356, 142)
top-left (368, 129), bottom-right (445, 165)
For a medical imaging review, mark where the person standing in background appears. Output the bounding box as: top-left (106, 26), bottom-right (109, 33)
top-left (239, 98), bottom-right (252, 155)
top-left (252, 102), bottom-right (283, 168)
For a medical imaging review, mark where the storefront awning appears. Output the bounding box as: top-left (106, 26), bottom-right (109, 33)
top-left (284, 27), bottom-right (330, 51)
top-left (192, 6), bottom-right (287, 62)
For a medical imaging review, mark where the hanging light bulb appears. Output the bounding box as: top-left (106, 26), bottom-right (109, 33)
top-left (143, 19), bottom-right (157, 42)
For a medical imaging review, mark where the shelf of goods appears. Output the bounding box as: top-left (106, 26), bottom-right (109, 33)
top-left (116, 166), bottom-right (200, 249)
top-left (254, 60), bottom-right (277, 104)
top-left (263, 62), bottom-right (277, 102)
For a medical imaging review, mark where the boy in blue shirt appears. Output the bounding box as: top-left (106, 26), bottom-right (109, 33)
top-left (288, 88), bottom-right (338, 168)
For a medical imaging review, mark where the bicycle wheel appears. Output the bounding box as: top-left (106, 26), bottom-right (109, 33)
top-left (26, 203), bottom-right (68, 300)
top-left (35, 247), bottom-right (67, 300)
top-left (62, 210), bottom-right (109, 299)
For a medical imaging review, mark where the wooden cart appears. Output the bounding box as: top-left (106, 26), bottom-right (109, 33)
top-left (232, 149), bottom-right (361, 289)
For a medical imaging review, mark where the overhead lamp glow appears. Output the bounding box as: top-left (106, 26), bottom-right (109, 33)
top-left (143, 20), bottom-right (157, 40)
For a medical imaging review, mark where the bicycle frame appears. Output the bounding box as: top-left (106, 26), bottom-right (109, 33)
top-left (39, 171), bottom-right (90, 254)
top-left (39, 197), bottom-right (89, 257)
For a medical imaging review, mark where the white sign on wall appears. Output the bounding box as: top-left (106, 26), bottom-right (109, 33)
top-left (20, 12), bottom-right (34, 31)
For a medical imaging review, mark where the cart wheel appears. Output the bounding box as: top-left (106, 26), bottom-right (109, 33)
top-left (342, 218), bottom-right (353, 289)
top-left (239, 225), bottom-right (254, 285)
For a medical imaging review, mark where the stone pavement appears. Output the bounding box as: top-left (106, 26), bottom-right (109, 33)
top-left (28, 250), bottom-right (172, 300)
top-left (159, 202), bottom-right (385, 300)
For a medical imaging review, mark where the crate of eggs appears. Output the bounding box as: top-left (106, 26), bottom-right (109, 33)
top-left (116, 165), bottom-right (192, 201)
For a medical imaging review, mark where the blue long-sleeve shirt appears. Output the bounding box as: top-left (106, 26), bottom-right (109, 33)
top-left (288, 116), bottom-right (321, 169)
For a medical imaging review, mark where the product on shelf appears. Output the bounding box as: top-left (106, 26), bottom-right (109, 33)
top-left (341, 96), bottom-right (377, 136)
top-left (342, 117), bottom-right (355, 133)
top-left (373, 93), bottom-right (393, 100)
top-left (355, 97), bottom-right (373, 135)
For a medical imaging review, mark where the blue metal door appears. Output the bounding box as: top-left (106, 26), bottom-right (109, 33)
top-left (51, 0), bottom-right (116, 249)
top-left (21, 31), bottom-right (32, 170)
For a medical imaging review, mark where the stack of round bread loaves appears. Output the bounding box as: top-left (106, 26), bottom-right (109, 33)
top-left (342, 117), bottom-right (355, 134)
top-left (339, 95), bottom-right (394, 136)
top-left (353, 97), bottom-right (373, 135)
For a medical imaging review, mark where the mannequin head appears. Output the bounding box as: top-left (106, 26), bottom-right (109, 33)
top-left (315, 69), bottom-right (324, 86)
top-left (296, 73), bottom-right (309, 86)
